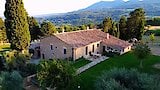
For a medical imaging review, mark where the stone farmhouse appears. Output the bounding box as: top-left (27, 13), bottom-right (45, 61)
top-left (39, 29), bottom-right (132, 61)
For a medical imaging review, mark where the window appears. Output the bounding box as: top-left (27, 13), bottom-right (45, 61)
top-left (51, 45), bottom-right (53, 50)
top-left (86, 46), bottom-right (88, 55)
top-left (103, 46), bottom-right (105, 52)
top-left (42, 54), bottom-right (45, 59)
top-left (97, 44), bottom-right (100, 47)
top-left (64, 49), bottom-right (67, 54)
top-left (92, 45), bottom-right (95, 52)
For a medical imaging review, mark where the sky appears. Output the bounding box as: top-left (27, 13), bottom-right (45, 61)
top-left (0, 0), bottom-right (128, 17)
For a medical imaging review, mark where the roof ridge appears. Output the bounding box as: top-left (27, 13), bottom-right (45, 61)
top-left (54, 29), bottom-right (102, 36)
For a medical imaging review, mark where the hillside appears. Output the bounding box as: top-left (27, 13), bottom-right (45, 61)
top-left (37, 0), bottom-right (160, 26)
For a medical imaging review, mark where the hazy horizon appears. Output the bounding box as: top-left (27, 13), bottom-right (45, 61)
top-left (0, 0), bottom-right (129, 17)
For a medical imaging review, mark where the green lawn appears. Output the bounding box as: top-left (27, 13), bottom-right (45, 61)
top-left (72, 58), bottom-right (91, 69)
top-left (73, 52), bottom-right (160, 90)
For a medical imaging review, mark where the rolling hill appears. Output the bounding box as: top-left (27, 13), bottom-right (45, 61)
top-left (37, 0), bottom-right (160, 26)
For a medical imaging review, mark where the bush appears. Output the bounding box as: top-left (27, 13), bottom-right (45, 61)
top-left (37, 60), bottom-right (76, 90)
top-left (19, 63), bottom-right (37, 77)
top-left (95, 68), bottom-right (160, 90)
top-left (102, 51), bottom-right (120, 57)
top-left (0, 71), bottom-right (23, 90)
top-left (4, 50), bottom-right (30, 71)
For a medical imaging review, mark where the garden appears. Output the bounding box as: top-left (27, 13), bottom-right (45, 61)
top-left (73, 52), bottom-right (160, 90)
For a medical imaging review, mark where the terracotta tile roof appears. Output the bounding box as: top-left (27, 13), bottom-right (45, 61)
top-left (54, 29), bottom-right (131, 49)
top-left (102, 36), bottom-right (132, 50)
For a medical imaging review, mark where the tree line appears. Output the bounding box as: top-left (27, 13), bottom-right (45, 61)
top-left (102, 8), bottom-right (145, 41)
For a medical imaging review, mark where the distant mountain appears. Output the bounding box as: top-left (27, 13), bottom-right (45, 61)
top-left (38, 0), bottom-right (160, 26)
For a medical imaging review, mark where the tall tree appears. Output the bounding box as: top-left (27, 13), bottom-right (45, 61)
top-left (119, 16), bottom-right (127, 40)
top-left (0, 18), bottom-right (7, 43)
top-left (40, 21), bottom-right (56, 36)
top-left (127, 8), bottom-right (145, 40)
top-left (109, 22), bottom-right (120, 38)
top-left (102, 17), bottom-right (113, 33)
top-left (4, 0), bottom-right (30, 51)
top-left (28, 16), bottom-right (40, 40)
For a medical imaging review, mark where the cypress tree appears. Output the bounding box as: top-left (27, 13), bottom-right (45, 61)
top-left (127, 8), bottom-right (145, 40)
top-left (0, 18), bottom-right (7, 43)
top-left (102, 17), bottom-right (113, 33)
top-left (4, 0), bottom-right (30, 51)
top-left (119, 16), bottom-right (127, 40)
top-left (28, 16), bottom-right (40, 40)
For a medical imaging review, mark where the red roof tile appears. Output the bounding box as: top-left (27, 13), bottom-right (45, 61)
top-left (54, 29), bottom-right (131, 49)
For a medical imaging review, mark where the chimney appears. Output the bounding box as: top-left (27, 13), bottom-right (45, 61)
top-left (107, 33), bottom-right (110, 39)
top-left (56, 31), bottom-right (59, 34)
top-left (62, 28), bottom-right (65, 33)
top-left (87, 26), bottom-right (89, 30)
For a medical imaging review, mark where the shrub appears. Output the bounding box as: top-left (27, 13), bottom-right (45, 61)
top-left (4, 50), bottom-right (30, 71)
top-left (102, 51), bottom-right (120, 57)
top-left (37, 59), bottom-right (76, 90)
top-left (0, 71), bottom-right (23, 90)
top-left (95, 68), bottom-right (160, 90)
top-left (19, 63), bottom-right (37, 77)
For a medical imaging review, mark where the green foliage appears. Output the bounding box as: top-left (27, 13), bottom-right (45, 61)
top-left (119, 16), bottom-right (127, 40)
top-left (4, 0), bottom-right (31, 51)
top-left (20, 63), bottom-right (37, 77)
top-left (0, 71), bottom-right (23, 90)
top-left (150, 33), bottom-right (155, 43)
top-left (0, 18), bottom-right (7, 43)
top-left (0, 56), bottom-right (6, 72)
top-left (28, 16), bottom-right (41, 40)
top-left (79, 25), bottom-right (87, 30)
top-left (102, 51), bottom-right (120, 57)
top-left (144, 30), bottom-right (160, 36)
top-left (146, 17), bottom-right (160, 26)
top-left (109, 22), bottom-right (120, 38)
top-left (133, 43), bottom-right (151, 68)
top-left (40, 21), bottom-right (56, 36)
top-left (103, 17), bottom-right (112, 33)
top-left (127, 8), bottom-right (145, 40)
top-left (88, 23), bottom-right (95, 29)
top-left (37, 60), bottom-right (76, 89)
top-left (4, 50), bottom-right (30, 71)
top-left (95, 68), bottom-right (160, 90)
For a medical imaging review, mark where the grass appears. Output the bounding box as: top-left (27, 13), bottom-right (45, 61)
top-left (72, 58), bottom-right (91, 69)
top-left (72, 52), bottom-right (160, 90)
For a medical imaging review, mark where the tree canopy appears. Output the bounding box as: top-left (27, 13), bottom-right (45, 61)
top-left (133, 42), bottom-right (151, 68)
top-left (103, 17), bottom-right (112, 33)
top-left (28, 16), bottom-right (41, 40)
top-left (119, 16), bottom-right (127, 40)
top-left (37, 60), bottom-right (75, 89)
top-left (4, 0), bottom-right (31, 51)
top-left (40, 21), bottom-right (56, 36)
top-left (127, 8), bottom-right (145, 40)
top-left (0, 71), bottom-right (23, 90)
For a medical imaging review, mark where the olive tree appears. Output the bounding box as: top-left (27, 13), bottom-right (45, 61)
top-left (133, 42), bottom-right (151, 68)
top-left (37, 60), bottom-right (75, 90)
